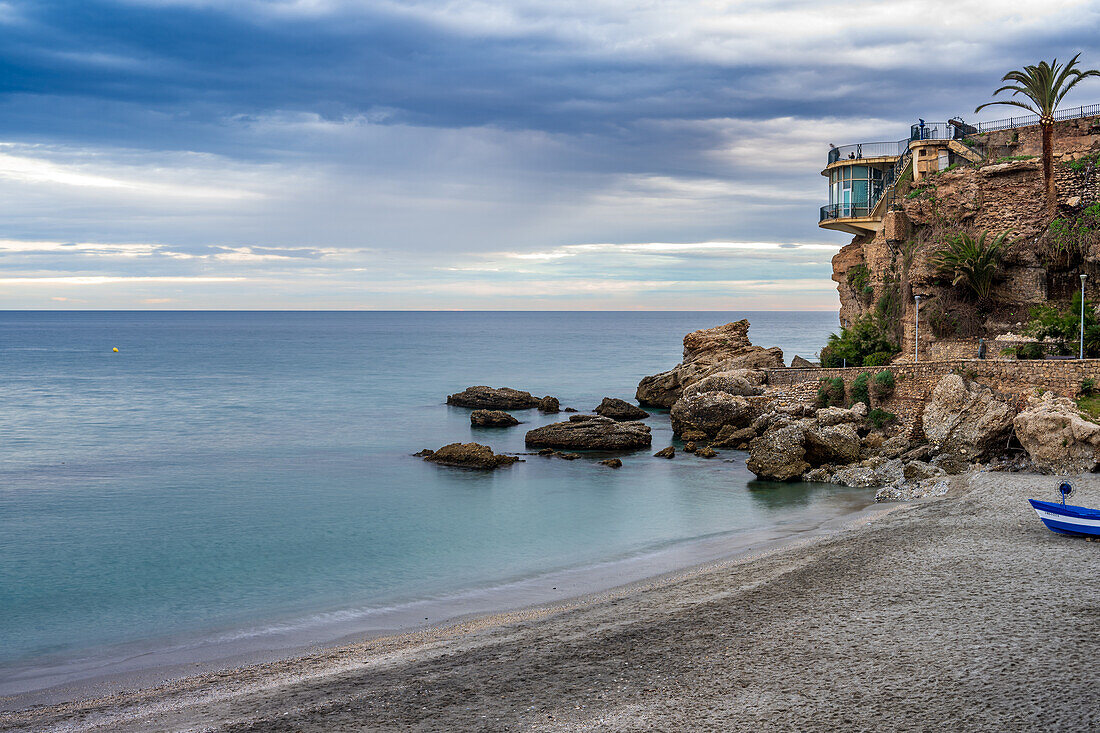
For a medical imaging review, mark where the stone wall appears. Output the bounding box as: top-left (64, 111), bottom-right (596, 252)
top-left (763, 358), bottom-right (1100, 438)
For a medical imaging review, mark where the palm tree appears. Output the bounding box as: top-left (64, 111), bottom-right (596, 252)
top-left (975, 54), bottom-right (1100, 216)
top-left (932, 231), bottom-right (1009, 305)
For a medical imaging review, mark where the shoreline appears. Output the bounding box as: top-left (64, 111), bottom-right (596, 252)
top-left (6, 471), bottom-right (1098, 731)
top-left (0, 485), bottom-right (876, 709)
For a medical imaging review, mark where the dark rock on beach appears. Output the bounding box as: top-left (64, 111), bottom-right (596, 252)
top-left (594, 398), bottom-right (650, 421)
top-left (446, 386), bottom-right (540, 410)
top-left (470, 409), bottom-right (520, 427)
top-left (423, 442), bottom-right (522, 469)
top-left (654, 446), bottom-right (675, 459)
top-left (525, 416), bottom-right (652, 450)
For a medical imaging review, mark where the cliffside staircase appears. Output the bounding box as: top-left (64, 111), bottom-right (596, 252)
top-left (869, 151), bottom-right (913, 221)
top-left (947, 139), bottom-right (983, 164)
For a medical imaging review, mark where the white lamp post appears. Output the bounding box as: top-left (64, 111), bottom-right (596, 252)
top-left (914, 294), bottom-right (921, 362)
top-left (1081, 273), bottom-right (1087, 359)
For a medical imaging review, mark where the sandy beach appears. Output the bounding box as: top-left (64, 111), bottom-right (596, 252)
top-left (3, 471), bottom-right (1098, 732)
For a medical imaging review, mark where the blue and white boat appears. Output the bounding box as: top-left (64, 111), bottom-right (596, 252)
top-left (1029, 498), bottom-right (1100, 537)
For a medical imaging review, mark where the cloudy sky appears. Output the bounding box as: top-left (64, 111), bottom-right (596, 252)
top-left (1, 0), bottom-right (1098, 309)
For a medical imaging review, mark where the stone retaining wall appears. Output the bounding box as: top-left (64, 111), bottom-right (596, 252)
top-left (763, 358), bottom-right (1100, 438)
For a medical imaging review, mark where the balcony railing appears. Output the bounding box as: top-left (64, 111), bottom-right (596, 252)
top-left (820, 203), bottom-right (872, 221)
top-left (828, 139), bottom-right (907, 165)
top-left (910, 121), bottom-right (970, 141)
top-left (820, 149), bottom-right (912, 224)
top-left (974, 102), bottom-right (1100, 133)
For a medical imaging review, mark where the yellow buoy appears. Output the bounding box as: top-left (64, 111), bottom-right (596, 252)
top-left (112, 347), bottom-right (119, 352)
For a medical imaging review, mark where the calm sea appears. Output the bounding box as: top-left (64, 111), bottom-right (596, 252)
top-left (0, 311), bottom-right (864, 696)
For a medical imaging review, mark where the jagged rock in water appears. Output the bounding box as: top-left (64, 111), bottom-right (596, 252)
top-left (538, 396), bottom-right (560, 413)
top-left (669, 391), bottom-right (752, 437)
top-left (922, 375), bottom-right (1016, 461)
top-left (563, 407), bottom-right (578, 413)
top-left (747, 423), bottom-right (810, 481)
top-left (558, 452), bottom-right (581, 460)
top-left (712, 425), bottom-right (757, 449)
top-left (654, 446), bottom-right (675, 459)
top-left (599, 458), bottom-right (623, 468)
top-left (683, 442), bottom-right (697, 454)
top-left (1013, 392), bottom-right (1100, 473)
top-left (524, 416), bottom-right (651, 450)
top-left (635, 320), bottom-right (783, 408)
top-left (681, 370), bottom-right (765, 400)
top-left (447, 386), bottom-right (540, 410)
top-left (791, 355), bottom-right (818, 368)
top-left (470, 409), bottom-right (520, 427)
top-left (594, 397), bottom-right (650, 421)
top-left (804, 424), bottom-right (861, 465)
top-left (695, 446), bottom-right (718, 458)
top-left (679, 428), bottom-right (708, 441)
top-left (412, 449), bottom-right (435, 457)
top-left (424, 443), bottom-right (521, 469)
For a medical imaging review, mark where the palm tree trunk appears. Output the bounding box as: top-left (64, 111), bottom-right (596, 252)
top-left (1041, 120), bottom-right (1056, 216)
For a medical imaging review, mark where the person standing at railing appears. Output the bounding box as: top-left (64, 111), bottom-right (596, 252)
top-left (918, 118), bottom-right (926, 140)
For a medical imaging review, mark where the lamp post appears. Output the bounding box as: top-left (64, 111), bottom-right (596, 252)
top-left (1081, 273), bottom-right (1087, 360)
top-left (914, 294), bottom-right (921, 362)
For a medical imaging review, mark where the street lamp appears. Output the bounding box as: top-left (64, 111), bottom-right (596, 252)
top-left (1081, 273), bottom-right (1087, 360)
top-left (914, 294), bottom-right (921, 362)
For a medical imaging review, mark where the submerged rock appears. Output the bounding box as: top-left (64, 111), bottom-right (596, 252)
top-left (599, 458), bottom-right (623, 468)
top-left (636, 320), bottom-right (783, 407)
top-left (424, 442), bottom-right (521, 469)
top-left (1013, 392), bottom-right (1100, 473)
top-left (695, 445), bottom-right (718, 458)
top-left (470, 409), bottom-right (520, 427)
top-left (594, 397), bottom-right (650, 421)
top-left (922, 374), bottom-right (1015, 461)
top-left (524, 416), bottom-right (651, 450)
top-left (447, 386), bottom-right (541, 410)
top-left (412, 448), bottom-right (435, 457)
top-left (654, 446), bottom-right (675, 459)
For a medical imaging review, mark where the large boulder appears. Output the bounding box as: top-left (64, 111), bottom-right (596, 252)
top-left (447, 386), bottom-right (540, 410)
top-left (636, 320), bottom-right (783, 407)
top-left (424, 443), bottom-right (521, 469)
top-left (525, 417), bottom-right (652, 450)
top-left (538, 396), bottom-right (560, 413)
top-left (1013, 392), bottom-right (1100, 473)
top-left (804, 424), bottom-right (861, 465)
top-left (681, 370), bottom-right (765, 399)
top-left (669, 391), bottom-right (753, 437)
top-left (594, 397), bottom-right (650, 421)
top-left (815, 402), bottom-right (868, 426)
top-left (470, 410), bottom-right (520, 427)
top-left (922, 374), bottom-right (1016, 460)
top-left (746, 423), bottom-right (810, 481)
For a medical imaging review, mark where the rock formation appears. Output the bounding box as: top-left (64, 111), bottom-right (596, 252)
top-left (669, 391), bottom-right (753, 437)
top-left (921, 375), bottom-right (1016, 461)
top-left (599, 458), bottom-right (623, 468)
top-left (1013, 392), bottom-right (1100, 474)
top-left (447, 386), bottom-right (541, 410)
top-left (636, 320), bottom-right (783, 408)
top-left (594, 397), bottom-right (650, 421)
top-left (424, 443), bottom-right (521, 469)
top-left (525, 417), bottom-right (652, 450)
top-left (654, 446), bottom-right (675, 458)
top-left (746, 423), bottom-right (810, 481)
top-left (538, 396), bottom-right (560, 413)
top-left (470, 410), bottom-right (520, 427)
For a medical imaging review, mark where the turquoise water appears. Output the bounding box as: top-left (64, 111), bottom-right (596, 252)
top-left (0, 311), bottom-right (863, 693)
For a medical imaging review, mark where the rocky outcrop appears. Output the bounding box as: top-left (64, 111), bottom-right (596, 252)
top-left (654, 446), bottom-right (675, 459)
top-left (470, 410), bottom-right (519, 427)
top-left (525, 417), bottom-right (652, 450)
top-left (424, 443), bottom-right (521, 469)
top-left (636, 320), bottom-right (783, 407)
top-left (538, 396), bottom-right (560, 413)
top-left (447, 386), bottom-right (540, 410)
top-left (791, 355), bottom-right (817, 368)
top-left (921, 375), bottom-right (1015, 461)
top-left (804, 424), bottom-right (861, 466)
top-left (1013, 392), bottom-right (1100, 473)
top-left (594, 397), bottom-right (650, 421)
top-left (669, 392), bottom-right (753, 437)
top-left (681, 370), bottom-right (765, 399)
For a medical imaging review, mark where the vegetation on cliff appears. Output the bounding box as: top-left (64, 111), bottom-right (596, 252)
top-left (931, 230), bottom-right (1007, 304)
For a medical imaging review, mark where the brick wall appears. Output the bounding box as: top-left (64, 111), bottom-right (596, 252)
top-left (762, 358), bottom-right (1100, 438)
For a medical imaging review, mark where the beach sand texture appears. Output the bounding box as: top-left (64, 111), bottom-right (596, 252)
top-left (3, 472), bottom-right (1098, 732)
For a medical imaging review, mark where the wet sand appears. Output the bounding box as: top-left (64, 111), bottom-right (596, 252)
top-left (3, 472), bottom-right (1098, 732)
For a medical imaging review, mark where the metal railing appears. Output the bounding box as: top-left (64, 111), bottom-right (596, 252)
top-left (820, 203), bottom-right (872, 221)
top-left (910, 121), bottom-right (970, 141)
top-left (828, 139), bottom-right (908, 165)
top-left (820, 150), bottom-right (911, 223)
top-left (975, 102), bottom-right (1100, 133)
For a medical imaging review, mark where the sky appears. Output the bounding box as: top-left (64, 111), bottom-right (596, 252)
top-left (1, 0), bottom-right (1099, 310)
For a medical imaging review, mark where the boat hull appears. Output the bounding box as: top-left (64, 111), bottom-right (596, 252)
top-left (1029, 499), bottom-right (1100, 538)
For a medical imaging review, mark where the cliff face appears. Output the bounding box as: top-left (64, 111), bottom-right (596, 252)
top-left (831, 116), bottom-right (1100, 352)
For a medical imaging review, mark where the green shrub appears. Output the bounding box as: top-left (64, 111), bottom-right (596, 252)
top-left (816, 377), bottom-right (845, 408)
top-left (1024, 291), bottom-right (1100, 357)
top-left (871, 370), bottom-right (895, 400)
top-left (1014, 342), bottom-right (1045, 360)
top-left (932, 230), bottom-right (1007, 303)
top-left (1081, 377), bottom-right (1096, 396)
top-left (819, 314), bottom-right (900, 368)
top-left (850, 372), bottom-right (871, 406)
top-left (862, 351), bottom-right (895, 367)
top-left (868, 408), bottom-right (897, 429)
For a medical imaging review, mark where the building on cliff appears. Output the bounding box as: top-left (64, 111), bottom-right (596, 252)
top-left (819, 103), bottom-right (1100, 358)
